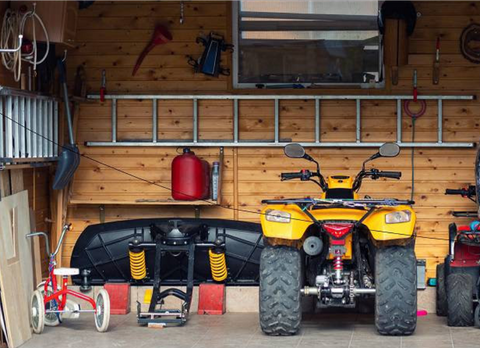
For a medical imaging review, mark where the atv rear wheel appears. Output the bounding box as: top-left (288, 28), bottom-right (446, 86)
top-left (436, 263), bottom-right (447, 316)
top-left (259, 245), bottom-right (302, 336)
top-left (375, 246), bottom-right (417, 336)
top-left (447, 273), bottom-right (473, 326)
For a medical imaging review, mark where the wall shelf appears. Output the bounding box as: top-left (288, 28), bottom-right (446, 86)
top-left (69, 198), bottom-right (219, 206)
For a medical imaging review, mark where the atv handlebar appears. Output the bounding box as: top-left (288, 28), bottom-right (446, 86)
top-left (281, 170), bottom-right (315, 181)
top-left (445, 188), bottom-right (467, 195)
top-left (281, 172), bottom-right (304, 181)
top-left (376, 171), bottom-right (402, 179)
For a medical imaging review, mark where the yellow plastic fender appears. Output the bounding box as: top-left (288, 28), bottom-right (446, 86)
top-left (261, 205), bottom-right (416, 242)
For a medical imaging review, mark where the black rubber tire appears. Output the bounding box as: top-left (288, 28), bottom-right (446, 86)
top-left (446, 273), bottom-right (474, 327)
top-left (436, 263), bottom-right (447, 316)
top-left (259, 245), bottom-right (302, 336)
top-left (375, 246), bottom-right (417, 336)
top-left (474, 305), bottom-right (480, 328)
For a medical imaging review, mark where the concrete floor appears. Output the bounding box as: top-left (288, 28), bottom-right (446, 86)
top-left (22, 312), bottom-right (480, 348)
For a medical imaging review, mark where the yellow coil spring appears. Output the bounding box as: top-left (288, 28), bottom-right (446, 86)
top-left (129, 250), bottom-right (147, 280)
top-left (209, 249), bottom-right (227, 282)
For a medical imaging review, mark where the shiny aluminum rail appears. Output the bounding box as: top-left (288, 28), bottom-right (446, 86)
top-left (0, 87), bottom-right (59, 163)
top-left (86, 94), bottom-right (476, 148)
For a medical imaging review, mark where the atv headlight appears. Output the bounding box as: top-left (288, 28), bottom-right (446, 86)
top-left (385, 210), bottom-right (412, 224)
top-left (265, 210), bottom-right (291, 223)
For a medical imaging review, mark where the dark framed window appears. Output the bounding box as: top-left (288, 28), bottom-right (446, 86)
top-left (232, 1), bottom-right (383, 88)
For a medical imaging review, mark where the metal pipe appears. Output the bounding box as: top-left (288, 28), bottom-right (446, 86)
top-left (85, 141), bottom-right (475, 148)
top-left (356, 99), bottom-right (361, 143)
top-left (19, 97), bottom-right (25, 157)
top-left (301, 287), bottom-right (319, 296)
top-left (25, 98), bottom-right (31, 158)
top-left (53, 102), bottom-right (58, 156)
top-left (352, 288), bottom-right (376, 294)
top-left (48, 100), bottom-right (53, 157)
top-left (5, 96), bottom-right (12, 158)
top-left (397, 99), bottom-right (402, 143)
top-left (152, 99), bottom-right (158, 143)
top-left (274, 98), bottom-right (279, 143)
top-left (0, 85), bottom-right (59, 100)
top-left (43, 99), bottom-right (48, 157)
top-left (193, 98), bottom-right (198, 143)
top-left (88, 94), bottom-right (475, 101)
top-left (37, 100), bottom-right (43, 157)
top-left (32, 99), bottom-right (37, 157)
top-left (13, 96), bottom-right (19, 158)
top-left (111, 98), bottom-right (117, 143)
top-left (315, 99), bottom-right (320, 143)
top-left (438, 99), bottom-right (443, 143)
top-left (233, 99), bottom-right (239, 143)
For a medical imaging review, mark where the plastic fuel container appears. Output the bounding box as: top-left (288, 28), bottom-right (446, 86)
top-left (171, 148), bottom-right (210, 200)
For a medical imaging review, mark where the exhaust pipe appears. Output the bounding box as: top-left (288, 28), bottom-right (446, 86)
top-left (300, 286), bottom-right (376, 296)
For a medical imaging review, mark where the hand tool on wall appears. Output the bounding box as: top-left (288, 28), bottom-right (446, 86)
top-left (132, 25), bottom-right (172, 76)
top-left (433, 37), bottom-right (440, 85)
top-left (188, 32), bottom-right (233, 77)
top-left (100, 69), bottom-right (106, 102)
top-left (52, 58), bottom-right (80, 190)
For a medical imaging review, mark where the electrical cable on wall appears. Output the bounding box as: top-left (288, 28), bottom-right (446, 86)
top-left (0, 110), bottom-right (458, 244)
top-left (404, 69), bottom-right (426, 201)
top-left (0, 4), bottom-right (49, 82)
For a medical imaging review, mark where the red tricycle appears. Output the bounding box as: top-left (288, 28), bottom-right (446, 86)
top-left (28, 223), bottom-right (110, 333)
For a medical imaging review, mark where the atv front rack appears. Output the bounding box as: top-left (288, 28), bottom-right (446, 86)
top-left (262, 198), bottom-right (414, 208)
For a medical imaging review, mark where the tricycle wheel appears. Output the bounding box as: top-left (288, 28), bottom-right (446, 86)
top-left (436, 263), bottom-right (447, 316)
top-left (31, 290), bottom-right (45, 334)
top-left (447, 273), bottom-right (473, 326)
top-left (259, 245), bottom-right (302, 336)
top-left (94, 289), bottom-right (111, 332)
top-left (375, 246), bottom-right (417, 336)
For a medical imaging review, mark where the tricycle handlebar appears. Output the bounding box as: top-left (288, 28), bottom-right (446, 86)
top-left (26, 223), bottom-right (72, 258)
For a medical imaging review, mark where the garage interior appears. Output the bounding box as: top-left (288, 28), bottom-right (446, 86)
top-left (2, 0), bottom-right (480, 347)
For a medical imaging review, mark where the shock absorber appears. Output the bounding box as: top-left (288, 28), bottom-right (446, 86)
top-left (333, 250), bottom-right (344, 284)
top-left (209, 239), bottom-right (227, 282)
top-left (129, 239), bottom-right (146, 280)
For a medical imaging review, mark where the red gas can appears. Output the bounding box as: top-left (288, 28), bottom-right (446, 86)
top-left (172, 148), bottom-right (210, 200)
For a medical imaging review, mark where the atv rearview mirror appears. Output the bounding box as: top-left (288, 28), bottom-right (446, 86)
top-left (284, 143), bottom-right (306, 159)
top-left (379, 142), bottom-right (400, 158)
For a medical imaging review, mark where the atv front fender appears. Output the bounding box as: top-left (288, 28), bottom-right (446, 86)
top-left (261, 204), bottom-right (312, 240)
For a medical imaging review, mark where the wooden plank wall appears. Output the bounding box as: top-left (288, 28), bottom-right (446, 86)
top-left (65, 1), bottom-right (480, 278)
top-left (23, 168), bottom-right (51, 277)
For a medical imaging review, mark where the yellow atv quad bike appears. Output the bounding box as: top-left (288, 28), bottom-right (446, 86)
top-left (259, 143), bottom-right (417, 336)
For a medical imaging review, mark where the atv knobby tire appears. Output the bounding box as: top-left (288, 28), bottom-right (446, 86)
top-left (259, 246), bottom-right (302, 336)
top-left (375, 246), bottom-right (417, 336)
top-left (447, 273), bottom-right (473, 326)
top-left (436, 263), bottom-right (447, 316)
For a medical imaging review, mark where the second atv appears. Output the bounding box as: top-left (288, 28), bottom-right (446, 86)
top-left (259, 143), bottom-right (417, 336)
